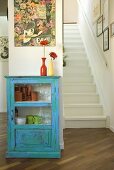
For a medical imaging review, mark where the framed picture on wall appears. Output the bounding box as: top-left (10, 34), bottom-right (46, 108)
top-left (103, 27), bottom-right (109, 51)
top-left (14, 0), bottom-right (56, 47)
top-left (103, 0), bottom-right (109, 30)
top-left (96, 15), bottom-right (103, 36)
top-left (110, 22), bottom-right (114, 37)
top-left (0, 36), bottom-right (8, 61)
top-left (92, 0), bottom-right (101, 23)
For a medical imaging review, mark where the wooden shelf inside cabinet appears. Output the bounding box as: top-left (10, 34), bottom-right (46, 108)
top-left (14, 101), bottom-right (52, 107)
top-left (5, 76), bottom-right (61, 158)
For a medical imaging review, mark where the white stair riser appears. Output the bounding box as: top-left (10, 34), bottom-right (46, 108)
top-left (64, 30), bottom-right (79, 32)
top-left (63, 76), bottom-right (93, 83)
top-left (64, 66), bottom-right (91, 73)
top-left (63, 84), bottom-right (96, 93)
top-left (64, 42), bottom-right (84, 49)
top-left (67, 55), bottom-right (87, 59)
top-left (65, 47), bottom-right (85, 51)
top-left (64, 31), bottom-right (81, 34)
top-left (65, 48), bottom-right (85, 53)
top-left (65, 53), bottom-right (87, 59)
top-left (66, 60), bottom-right (89, 66)
top-left (64, 34), bottom-right (82, 38)
top-left (64, 40), bottom-right (83, 44)
top-left (66, 58), bottom-right (88, 62)
top-left (64, 43), bottom-right (84, 47)
top-left (65, 119), bottom-right (106, 128)
top-left (64, 26), bottom-right (79, 30)
top-left (64, 106), bottom-right (103, 116)
top-left (64, 72), bottom-right (91, 78)
top-left (63, 71), bottom-right (91, 78)
top-left (64, 25), bottom-right (79, 27)
top-left (64, 34), bottom-right (81, 37)
top-left (64, 94), bottom-right (99, 104)
top-left (64, 44), bottom-right (84, 47)
top-left (64, 28), bottom-right (79, 32)
top-left (64, 68), bottom-right (91, 75)
top-left (64, 37), bottom-right (82, 41)
top-left (64, 26), bottom-right (79, 29)
top-left (64, 33), bottom-right (81, 39)
top-left (65, 64), bottom-right (89, 69)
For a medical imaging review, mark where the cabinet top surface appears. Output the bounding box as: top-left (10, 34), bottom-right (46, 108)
top-left (5, 76), bottom-right (60, 79)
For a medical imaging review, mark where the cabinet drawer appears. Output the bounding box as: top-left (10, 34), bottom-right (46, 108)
top-left (15, 129), bottom-right (51, 149)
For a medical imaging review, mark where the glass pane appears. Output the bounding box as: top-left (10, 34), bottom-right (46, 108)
top-left (15, 107), bottom-right (52, 125)
top-left (14, 83), bottom-right (51, 102)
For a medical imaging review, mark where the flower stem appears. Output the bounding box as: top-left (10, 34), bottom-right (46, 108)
top-left (44, 45), bottom-right (45, 57)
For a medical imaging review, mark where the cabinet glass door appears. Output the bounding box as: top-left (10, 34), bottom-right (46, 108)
top-left (14, 83), bottom-right (52, 126)
top-left (14, 83), bottom-right (51, 102)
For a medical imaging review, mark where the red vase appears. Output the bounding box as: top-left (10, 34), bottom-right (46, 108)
top-left (40, 57), bottom-right (47, 76)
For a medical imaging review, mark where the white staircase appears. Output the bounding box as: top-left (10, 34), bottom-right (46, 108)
top-left (63, 24), bottom-right (107, 128)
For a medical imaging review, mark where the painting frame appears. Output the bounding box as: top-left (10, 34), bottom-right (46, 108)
top-left (0, 36), bottom-right (8, 62)
top-left (96, 15), bottom-right (103, 37)
top-left (103, 27), bottom-right (109, 51)
top-left (14, 0), bottom-right (56, 47)
top-left (103, 0), bottom-right (109, 30)
top-left (110, 22), bottom-right (114, 37)
top-left (92, 0), bottom-right (101, 23)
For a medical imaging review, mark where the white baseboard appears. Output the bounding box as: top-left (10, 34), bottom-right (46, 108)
top-left (106, 116), bottom-right (110, 128)
top-left (60, 142), bottom-right (64, 150)
top-left (110, 126), bottom-right (114, 133)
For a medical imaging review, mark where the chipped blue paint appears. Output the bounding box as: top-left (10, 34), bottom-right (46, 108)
top-left (5, 76), bottom-right (61, 158)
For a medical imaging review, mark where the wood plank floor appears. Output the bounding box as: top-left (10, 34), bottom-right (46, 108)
top-left (1, 113), bottom-right (114, 170)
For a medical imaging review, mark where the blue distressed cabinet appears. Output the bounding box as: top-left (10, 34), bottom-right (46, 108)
top-left (5, 76), bottom-right (61, 158)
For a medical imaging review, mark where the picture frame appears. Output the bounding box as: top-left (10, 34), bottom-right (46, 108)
top-left (14, 0), bottom-right (56, 47)
top-left (7, 7), bottom-right (8, 20)
top-left (110, 22), bottom-right (114, 37)
top-left (103, 0), bottom-right (109, 30)
top-left (96, 15), bottom-right (103, 37)
top-left (92, 0), bottom-right (101, 23)
top-left (0, 36), bottom-right (8, 61)
top-left (103, 27), bottom-right (109, 51)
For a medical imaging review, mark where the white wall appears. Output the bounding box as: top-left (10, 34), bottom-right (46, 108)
top-left (0, 16), bottom-right (8, 112)
top-left (8, 0), bottom-right (63, 76)
top-left (109, 0), bottom-right (114, 131)
top-left (63, 0), bottom-right (79, 23)
top-left (79, 0), bottom-right (110, 66)
top-left (78, 0), bottom-right (114, 128)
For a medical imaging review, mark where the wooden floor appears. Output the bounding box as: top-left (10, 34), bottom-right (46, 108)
top-left (1, 113), bottom-right (114, 170)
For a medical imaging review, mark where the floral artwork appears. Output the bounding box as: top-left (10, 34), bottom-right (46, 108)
top-left (14, 0), bottom-right (56, 47)
top-left (0, 36), bottom-right (8, 61)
